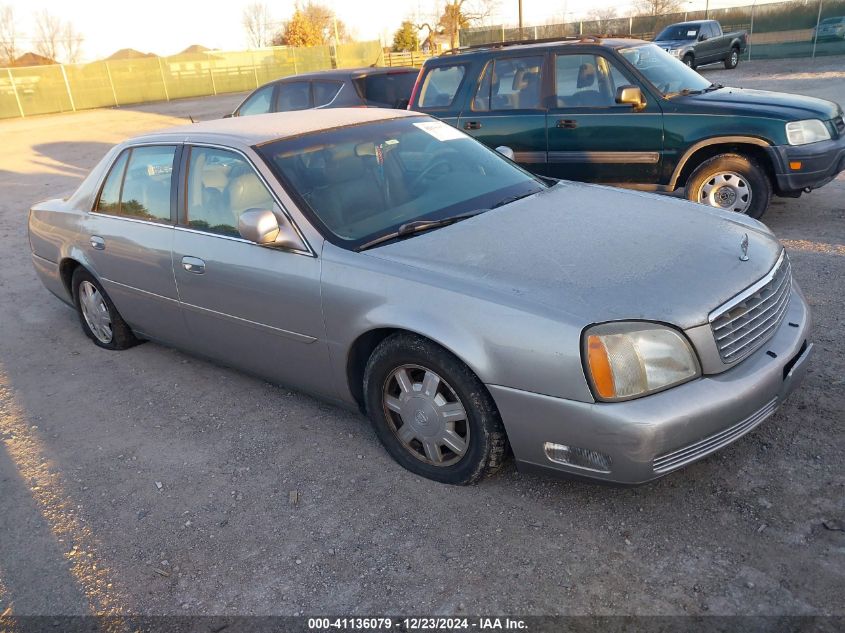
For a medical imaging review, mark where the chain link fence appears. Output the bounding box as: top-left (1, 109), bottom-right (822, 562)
top-left (0, 40), bottom-right (383, 120)
top-left (460, 0), bottom-right (845, 60)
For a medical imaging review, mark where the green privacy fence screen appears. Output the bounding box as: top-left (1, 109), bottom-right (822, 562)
top-left (0, 40), bottom-right (383, 120)
top-left (459, 0), bottom-right (845, 60)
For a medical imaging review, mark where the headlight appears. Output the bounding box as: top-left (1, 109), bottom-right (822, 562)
top-left (785, 119), bottom-right (831, 145)
top-left (583, 322), bottom-right (700, 402)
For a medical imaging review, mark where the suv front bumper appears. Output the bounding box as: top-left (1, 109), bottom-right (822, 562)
top-left (767, 135), bottom-right (845, 193)
top-left (489, 285), bottom-right (812, 485)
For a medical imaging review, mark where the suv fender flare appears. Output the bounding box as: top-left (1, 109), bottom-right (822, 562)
top-left (669, 136), bottom-right (773, 189)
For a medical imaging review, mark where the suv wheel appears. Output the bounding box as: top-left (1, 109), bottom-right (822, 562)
top-left (685, 153), bottom-right (772, 219)
top-left (363, 333), bottom-right (508, 485)
top-left (724, 47), bottom-right (740, 69)
top-left (683, 53), bottom-right (696, 69)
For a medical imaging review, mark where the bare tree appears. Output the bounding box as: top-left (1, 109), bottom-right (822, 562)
top-left (60, 21), bottom-right (84, 63)
top-left (0, 5), bottom-right (18, 65)
top-left (587, 7), bottom-right (619, 34)
top-left (420, 0), bottom-right (496, 51)
top-left (34, 9), bottom-right (61, 61)
top-left (633, 0), bottom-right (683, 17)
top-left (243, 2), bottom-right (272, 48)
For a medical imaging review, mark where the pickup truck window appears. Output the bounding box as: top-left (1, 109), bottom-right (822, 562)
top-left (554, 54), bottom-right (628, 107)
top-left (620, 44), bottom-right (710, 96)
top-left (655, 25), bottom-right (700, 40)
top-left (418, 65), bottom-right (466, 108)
top-left (472, 56), bottom-right (544, 111)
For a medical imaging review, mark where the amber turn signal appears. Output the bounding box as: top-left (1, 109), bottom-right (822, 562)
top-left (586, 335), bottom-right (616, 399)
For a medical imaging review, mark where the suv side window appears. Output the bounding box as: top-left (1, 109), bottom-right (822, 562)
top-left (276, 81), bottom-right (311, 111)
top-left (183, 146), bottom-right (276, 238)
top-left (95, 146), bottom-right (176, 223)
top-left (555, 54), bottom-right (629, 108)
top-left (418, 65), bottom-right (466, 108)
top-left (238, 84), bottom-right (274, 116)
top-left (472, 55), bottom-right (544, 111)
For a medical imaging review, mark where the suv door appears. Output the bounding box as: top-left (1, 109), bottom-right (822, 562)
top-left (172, 145), bottom-right (333, 398)
top-left (87, 144), bottom-right (187, 343)
top-left (457, 54), bottom-right (548, 171)
top-left (545, 51), bottom-right (664, 184)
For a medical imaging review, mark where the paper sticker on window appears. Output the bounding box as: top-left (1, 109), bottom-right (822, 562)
top-left (687, 30), bottom-right (697, 36)
top-left (413, 121), bottom-right (464, 141)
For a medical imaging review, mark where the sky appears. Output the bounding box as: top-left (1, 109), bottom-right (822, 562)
top-left (3, 0), bottom-right (783, 62)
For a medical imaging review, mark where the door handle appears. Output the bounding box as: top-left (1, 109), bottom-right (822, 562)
top-left (463, 121), bottom-right (482, 130)
top-left (90, 235), bottom-right (105, 250)
top-left (556, 119), bottom-right (578, 129)
top-left (182, 256), bottom-right (206, 274)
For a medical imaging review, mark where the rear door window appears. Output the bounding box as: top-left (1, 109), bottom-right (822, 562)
top-left (472, 55), bottom-right (544, 111)
top-left (354, 72), bottom-right (417, 107)
top-left (276, 81), bottom-right (312, 111)
top-left (417, 65), bottom-right (466, 108)
top-left (95, 146), bottom-right (176, 223)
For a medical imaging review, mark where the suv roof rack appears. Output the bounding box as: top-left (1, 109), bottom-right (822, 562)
top-left (442, 34), bottom-right (603, 55)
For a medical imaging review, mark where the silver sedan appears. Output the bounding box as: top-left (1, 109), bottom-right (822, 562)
top-left (28, 109), bottom-right (813, 485)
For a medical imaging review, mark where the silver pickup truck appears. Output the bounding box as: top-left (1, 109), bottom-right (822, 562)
top-left (654, 20), bottom-right (748, 70)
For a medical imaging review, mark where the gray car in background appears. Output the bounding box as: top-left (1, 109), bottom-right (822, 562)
top-left (28, 109), bottom-right (812, 485)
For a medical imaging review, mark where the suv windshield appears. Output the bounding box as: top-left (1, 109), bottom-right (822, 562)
top-left (257, 117), bottom-right (545, 250)
top-left (619, 44), bottom-right (711, 96)
top-left (655, 25), bottom-right (700, 40)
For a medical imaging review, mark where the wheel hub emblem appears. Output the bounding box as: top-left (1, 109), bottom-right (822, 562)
top-left (716, 186), bottom-right (736, 206)
top-left (414, 410), bottom-right (429, 426)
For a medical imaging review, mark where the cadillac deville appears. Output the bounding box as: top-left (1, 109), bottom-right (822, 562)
top-left (28, 109), bottom-right (813, 485)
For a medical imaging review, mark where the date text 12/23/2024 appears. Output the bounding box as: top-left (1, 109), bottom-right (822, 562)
top-left (307, 618), bottom-right (528, 630)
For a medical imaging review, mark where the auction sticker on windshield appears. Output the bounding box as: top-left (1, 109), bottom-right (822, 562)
top-left (414, 120), bottom-right (465, 141)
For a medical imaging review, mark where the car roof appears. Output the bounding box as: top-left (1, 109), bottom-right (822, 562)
top-left (434, 37), bottom-right (647, 61)
top-left (130, 108), bottom-right (424, 147)
top-left (271, 66), bottom-right (418, 82)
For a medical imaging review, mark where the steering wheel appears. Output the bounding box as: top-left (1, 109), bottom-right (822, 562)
top-left (409, 158), bottom-right (453, 195)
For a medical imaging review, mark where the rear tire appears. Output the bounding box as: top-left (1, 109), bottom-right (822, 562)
top-left (683, 53), bottom-right (696, 69)
top-left (724, 47), bottom-right (740, 69)
top-left (363, 333), bottom-right (508, 485)
top-left (684, 153), bottom-right (772, 219)
top-left (72, 268), bottom-right (140, 350)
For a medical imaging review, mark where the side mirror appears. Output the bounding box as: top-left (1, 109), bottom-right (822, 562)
top-left (238, 208), bottom-right (303, 250)
top-left (698, 33), bottom-right (708, 41)
top-left (615, 85), bottom-right (646, 110)
top-left (495, 146), bottom-right (515, 160)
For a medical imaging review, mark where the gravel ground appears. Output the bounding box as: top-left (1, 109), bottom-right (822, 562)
top-left (0, 57), bottom-right (843, 618)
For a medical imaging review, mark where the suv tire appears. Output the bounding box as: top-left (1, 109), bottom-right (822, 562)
top-left (685, 153), bottom-right (772, 219)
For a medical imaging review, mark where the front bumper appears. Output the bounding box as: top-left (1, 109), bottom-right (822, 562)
top-left (767, 134), bottom-right (845, 193)
top-left (489, 286), bottom-right (812, 484)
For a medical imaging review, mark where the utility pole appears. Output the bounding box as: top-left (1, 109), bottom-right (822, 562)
top-left (518, 0), bottom-right (524, 39)
top-left (705, 0), bottom-right (710, 19)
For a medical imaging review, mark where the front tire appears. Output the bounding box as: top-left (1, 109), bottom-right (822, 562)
top-left (684, 153), bottom-right (772, 219)
top-left (683, 53), bottom-right (696, 69)
top-left (72, 268), bottom-right (140, 350)
top-left (724, 47), bottom-right (740, 69)
top-left (363, 333), bottom-right (508, 485)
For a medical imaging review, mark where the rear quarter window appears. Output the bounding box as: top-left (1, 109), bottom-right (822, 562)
top-left (353, 72), bottom-right (417, 107)
top-left (417, 65), bottom-right (467, 109)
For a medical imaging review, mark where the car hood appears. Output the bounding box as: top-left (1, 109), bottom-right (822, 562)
top-left (686, 87), bottom-right (841, 120)
top-left (366, 182), bottom-right (783, 330)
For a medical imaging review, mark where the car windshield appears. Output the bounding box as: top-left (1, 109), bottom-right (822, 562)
top-left (655, 25), bottom-right (700, 40)
top-left (257, 117), bottom-right (546, 250)
top-left (821, 17), bottom-right (844, 24)
top-left (619, 44), bottom-right (711, 96)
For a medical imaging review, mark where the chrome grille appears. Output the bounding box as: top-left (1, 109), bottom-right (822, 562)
top-left (709, 251), bottom-right (792, 364)
top-left (653, 398), bottom-right (778, 473)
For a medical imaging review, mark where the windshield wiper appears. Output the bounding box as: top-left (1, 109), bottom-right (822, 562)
top-left (666, 87), bottom-right (705, 98)
top-left (490, 189), bottom-right (540, 209)
top-left (356, 210), bottom-right (484, 251)
top-left (704, 83), bottom-right (724, 92)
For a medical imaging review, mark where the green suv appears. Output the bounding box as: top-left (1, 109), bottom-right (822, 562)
top-left (410, 37), bottom-right (845, 218)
